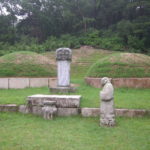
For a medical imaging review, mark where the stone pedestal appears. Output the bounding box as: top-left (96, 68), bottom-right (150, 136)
top-left (49, 86), bottom-right (76, 93)
top-left (50, 48), bottom-right (76, 93)
top-left (26, 94), bottom-right (81, 117)
top-left (42, 101), bottom-right (57, 120)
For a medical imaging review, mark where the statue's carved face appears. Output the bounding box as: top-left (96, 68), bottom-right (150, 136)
top-left (101, 77), bottom-right (110, 86)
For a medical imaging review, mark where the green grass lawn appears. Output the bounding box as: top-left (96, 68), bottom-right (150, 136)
top-left (0, 80), bottom-right (150, 109)
top-left (0, 113), bottom-right (149, 150)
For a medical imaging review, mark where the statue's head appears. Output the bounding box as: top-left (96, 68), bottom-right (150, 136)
top-left (56, 48), bottom-right (72, 61)
top-left (101, 77), bottom-right (111, 86)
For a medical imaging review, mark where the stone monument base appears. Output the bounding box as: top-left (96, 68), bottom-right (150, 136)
top-left (26, 94), bottom-right (81, 117)
top-left (50, 86), bottom-right (76, 93)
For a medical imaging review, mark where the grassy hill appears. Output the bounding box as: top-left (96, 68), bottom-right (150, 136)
top-left (87, 53), bottom-right (150, 78)
top-left (0, 51), bottom-right (56, 77)
top-left (0, 48), bottom-right (149, 78)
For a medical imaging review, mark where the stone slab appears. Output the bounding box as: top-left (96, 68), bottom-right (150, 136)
top-left (50, 86), bottom-right (76, 93)
top-left (9, 78), bottom-right (29, 89)
top-left (81, 108), bottom-right (100, 117)
top-left (0, 78), bottom-right (8, 89)
top-left (30, 78), bottom-right (49, 87)
top-left (85, 77), bottom-right (150, 88)
top-left (0, 104), bottom-right (18, 112)
top-left (23, 106), bottom-right (79, 117)
top-left (32, 106), bottom-right (43, 116)
top-left (19, 105), bottom-right (29, 114)
top-left (57, 108), bottom-right (79, 116)
top-left (48, 78), bottom-right (57, 87)
top-left (27, 95), bottom-right (81, 108)
top-left (0, 78), bottom-right (74, 89)
top-left (115, 109), bottom-right (150, 117)
top-left (81, 108), bottom-right (150, 117)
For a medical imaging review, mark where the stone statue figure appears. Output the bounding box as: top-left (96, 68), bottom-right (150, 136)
top-left (100, 77), bottom-right (116, 127)
top-left (42, 101), bottom-right (57, 120)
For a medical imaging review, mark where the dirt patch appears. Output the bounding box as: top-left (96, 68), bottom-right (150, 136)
top-left (108, 53), bottom-right (150, 65)
top-left (72, 47), bottom-right (112, 63)
top-left (42, 52), bottom-right (56, 65)
top-left (120, 53), bottom-right (150, 64)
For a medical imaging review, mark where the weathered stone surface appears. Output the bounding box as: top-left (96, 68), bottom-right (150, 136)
top-left (50, 86), bottom-right (76, 93)
top-left (56, 48), bottom-right (72, 88)
top-left (81, 108), bottom-right (100, 117)
top-left (30, 78), bottom-right (49, 87)
top-left (57, 108), bottom-right (79, 116)
top-left (0, 104), bottom-right (18, 112)
top-left (42, 101), bottom-right (57, 119)
top-left (81, 108), bottom-right (150, 117)
top-left (19, 105), bottom-right (29, 114)
top-left (27, 95), bottom-right (81, 108)
top-left (100, 77), bottom-right (116, 127)
top-left (0, 78), bottom-right (8, 89)
top-left (48, 78), bottom-right (57, 87)
top-left (32, 106), bottom-right (43, 115)
top-left (56, 48), bottom-right (72, 61)
top-left (23, 106), bottom-right (79, 117)
top-left (85, 77), bottom-right (150, 88)
top-left (57, 60), bottom-right (70, 87)
top-left (9, 78), bottom-right (29, 89)
top-left (115, 109), bottom-right (150, 117)
top-left (85, 78), bottom-right (101, 88)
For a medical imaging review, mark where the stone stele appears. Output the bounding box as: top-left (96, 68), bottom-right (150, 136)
top-left (100, 77), bottom-right (116, 127)
top-left (50, 48), bottom-right (76, 93)
top-left (56, 48), bottom-right (72, 87)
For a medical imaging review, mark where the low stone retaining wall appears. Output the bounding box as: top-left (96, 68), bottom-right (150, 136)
top-left (0, 104), bottom-right (149, 117)
top-left (0, 104), bottom-right (19, 112)
top-left (81, 108), bottom-right (150, 117)
top-left (2, 77), bottom-right (149, 89)
top-left (0, 78), bottom-right (57, 89)
top-left (85, 77), bottom-right (150, 88)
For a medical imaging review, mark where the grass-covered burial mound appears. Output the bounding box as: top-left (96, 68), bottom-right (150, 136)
top-left (0, 51), bottom-right (56, 77)
top-left (87, 53), bottom-right (150, 78)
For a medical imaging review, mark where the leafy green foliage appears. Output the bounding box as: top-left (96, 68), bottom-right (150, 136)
top-left (0, 0), bottom-right (150, 54)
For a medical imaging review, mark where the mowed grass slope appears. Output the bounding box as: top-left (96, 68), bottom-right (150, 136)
top-left (87, 52), bottom-right (150, 78)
